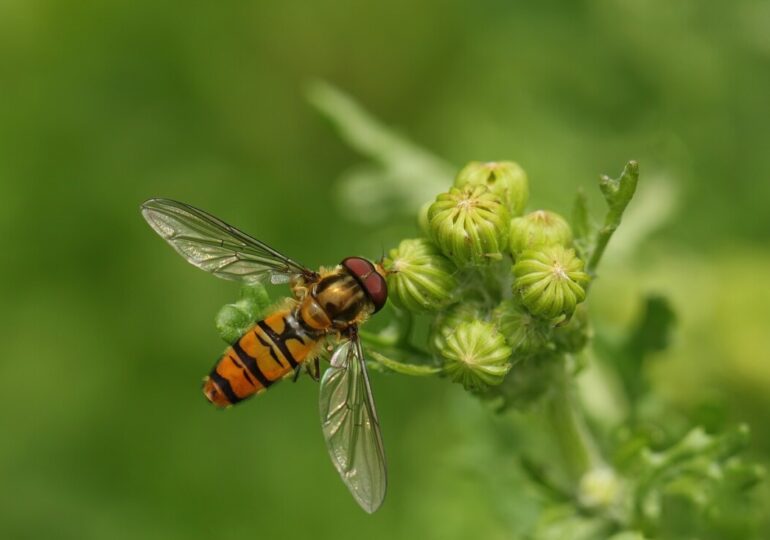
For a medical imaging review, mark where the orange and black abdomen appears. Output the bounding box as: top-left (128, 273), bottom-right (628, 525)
top-left (203, 310), bottom-right (317, 407)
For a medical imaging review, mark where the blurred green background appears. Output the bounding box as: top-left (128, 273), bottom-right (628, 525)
top-left (2, 1), bottom-right (770, 538)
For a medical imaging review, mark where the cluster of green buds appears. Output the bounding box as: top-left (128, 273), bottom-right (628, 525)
top-left (381, 161), bottom-right (592, 398)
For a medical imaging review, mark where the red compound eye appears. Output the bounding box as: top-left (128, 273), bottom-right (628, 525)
top-left (341, 257), bottom-right (388, 312)
top-left (363, 272), bottom-right (387, 312)
top-left (342, 257), bottom-right (373, 280)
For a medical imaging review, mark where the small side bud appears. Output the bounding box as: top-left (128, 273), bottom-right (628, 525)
top-left (383, 238), bottom-right (458, 312)
top-left (428, 184), bottom-right (510, 266)
top-left (455, 161), bottom-right (529, 216)
top-left (417, 200), bottom-right (432, 237)
top-left (578, 467), bottom-right (622, 510)
top-left (509, 210), bottom-right (573, 256)
top-left (493, 299), bottom-right (551, 356)
top-left (439, 320), bottom-right (513, 392)
top-left (513, 245), bottom-right (590, 320)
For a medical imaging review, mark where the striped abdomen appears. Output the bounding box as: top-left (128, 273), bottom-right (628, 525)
top-left (203, 310), bottom-right (317, 407)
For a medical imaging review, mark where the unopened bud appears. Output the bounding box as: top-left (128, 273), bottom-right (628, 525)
top-left (383, 238), bottom-right (458, 312)
top-left (493, 299), bottom-right (551, 356)
top-left (509, 210), bottom-right (572, 256)
top-left (430, 301), bottom-right (485, 355)
top-left (428, 184), bottom-right (510, 266)
top-left (439, 320), bottom-right (513, 392)
top-left (513, 245), bottom-right (590, 320)
top-left (455, 161), bottom-right (529, 216)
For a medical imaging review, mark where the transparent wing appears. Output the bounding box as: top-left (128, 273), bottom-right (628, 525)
top-left (140, 198), bottom-right (315, 283)
top-left (319, 334), bottom-right (387, 513)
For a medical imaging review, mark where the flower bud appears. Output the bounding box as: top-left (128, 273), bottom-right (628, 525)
top-left (493, 299), bottom-right (551, 356)
top-left (455, 161), bottom-right (529, 216)
top-left (439, 320), bottom-right (513, 392)
top-left (430, 301), bottom-right (485, 355)
top-left (578, 467), bottom-right (622, 510)
top-left (417, 200), bottom-right (432, 237)
top-left (428, 184), bottom-right (510, 266)
top-left (509, 210), bottom-right (572, 256)
top-left (383, 238), bottom-right (458, 312)
top-left (513, 245), bottom-right (590, 320)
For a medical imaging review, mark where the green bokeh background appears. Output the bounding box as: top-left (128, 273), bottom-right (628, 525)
top-left (2, 1), bottom-right (770, 538)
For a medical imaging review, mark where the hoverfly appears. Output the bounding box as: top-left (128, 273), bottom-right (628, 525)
top-left (141, 198), bottom-right (388, 513)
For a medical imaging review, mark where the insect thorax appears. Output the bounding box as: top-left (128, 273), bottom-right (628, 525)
top-left (297, 268), bottom-right (372, 332)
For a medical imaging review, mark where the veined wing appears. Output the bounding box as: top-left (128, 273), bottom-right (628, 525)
top-left (140, 198), bottom-right (315, 284)
top-left (319, 335), bottom-right (387, 513)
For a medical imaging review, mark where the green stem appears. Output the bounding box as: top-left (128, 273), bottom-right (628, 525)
top-left (586, 224), bottom-right (618, 276)
top-left (393, 307), bottom-right (414, 347)
top-left (546, 358), bottom-right (603, 484)
top-left (358, 329), bottom-right (432, 360)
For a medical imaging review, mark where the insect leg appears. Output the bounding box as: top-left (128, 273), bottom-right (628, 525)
top-left (292, 365), bottom-right (303, 383)
top-left (308, 357), bottom-right (321, 382)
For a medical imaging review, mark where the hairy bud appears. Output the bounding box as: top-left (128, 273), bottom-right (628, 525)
top-left (455, 161), bottom-right (529, 216)
top-left (513, 245), bottom-right (590, 320)
top-left (430, 301), bottom-right (485, 355)
top-left (438, 319), bottom-right (513, 392)
top-left (428, 184), bottom-right (510, 266)
top-left (509, 210), bottom-right (573, 256)
top-left (383, 238), bottom-right (458, 312)
top-left (493, 299), bottom-right (551, 356)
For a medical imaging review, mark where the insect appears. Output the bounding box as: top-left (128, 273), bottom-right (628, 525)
top-left (140, 198), bottom-right (388, 513)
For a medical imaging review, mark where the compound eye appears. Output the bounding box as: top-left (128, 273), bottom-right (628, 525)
top-left (363, 272), bottom-right (388, 312)
top-left (341, 257), bottom-right (388, 312)
top-left (341, 257), bottom-right (373, 280)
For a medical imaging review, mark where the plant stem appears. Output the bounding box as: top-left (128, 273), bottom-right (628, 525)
top-left (358, 329), bottom-right (433, 361)
top-left (586, 224), bottom-right (618, 276)
top-left (546, 358), bottom-right (603, 485)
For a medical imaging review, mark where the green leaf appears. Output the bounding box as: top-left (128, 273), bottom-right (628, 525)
top-left (586, 161), bottom-right (640, 275)
top-left (615, 294), bottom-right (676, 405)
top-left (608, 533), bottom-right (649, 540)
top-left (624, 295), bottom-right (676, 356)
top-left (533, 505), bottom-right (615, 540)
top-left (599, 160), bottom-right (639, 219)
top-left (215, 283), bottom-right (271, 344)
top-left (571, 187), bottom-right (593, 260)
top-left (238, 282), bottom-right (272, 315)
top-left (307, 81), bottom-right (454, 224)
top-left (630, 424), bottom-right (763, 537)
top-left (520, 455), bottom-right (571, 502)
